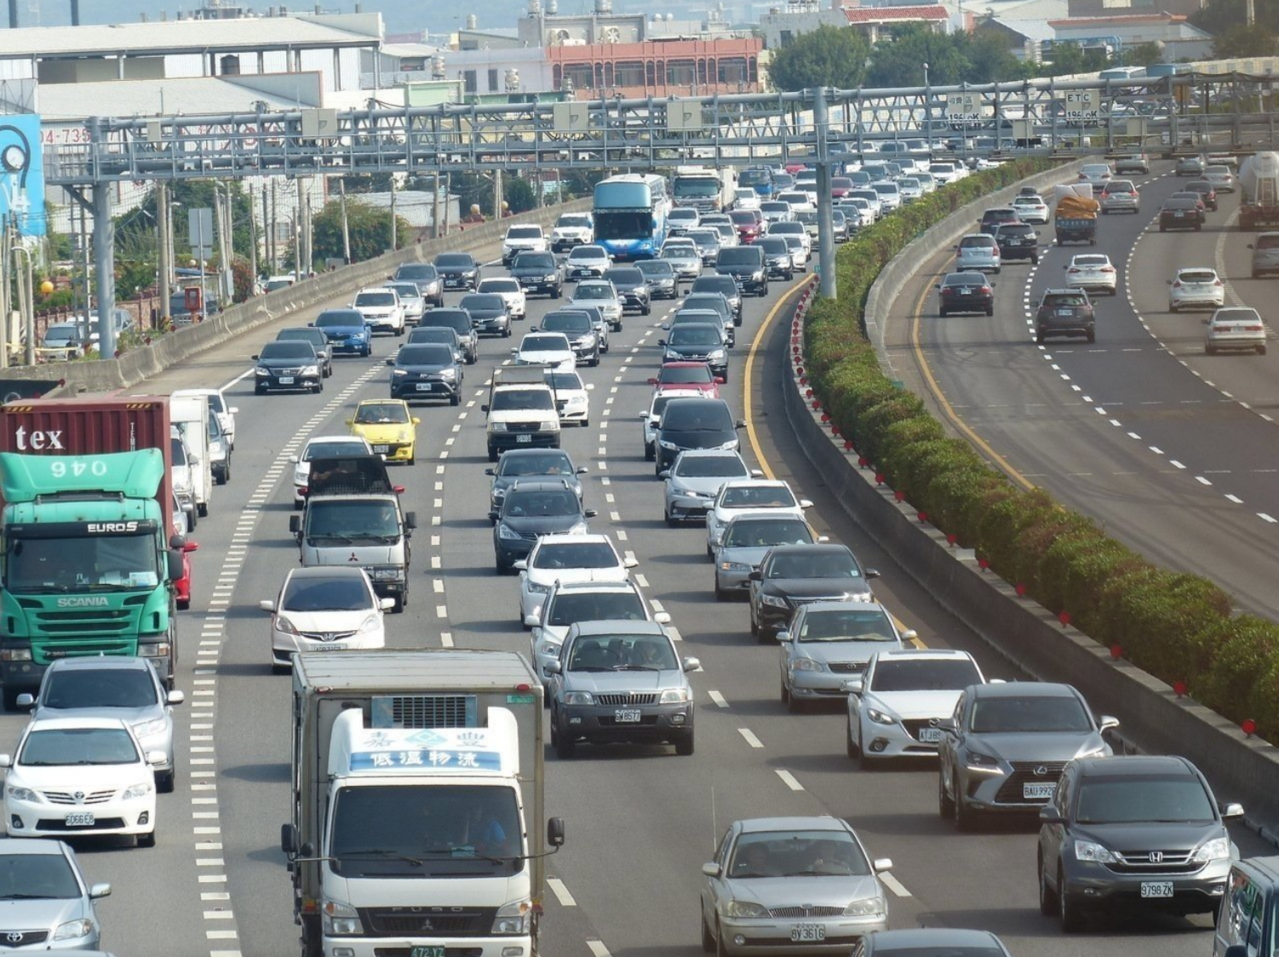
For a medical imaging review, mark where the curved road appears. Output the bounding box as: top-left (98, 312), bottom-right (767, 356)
top-left (0, 212), bottom-right (1267, 957)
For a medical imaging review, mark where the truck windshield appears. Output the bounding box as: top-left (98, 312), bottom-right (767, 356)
top-left (7, 532), bottom-right (159, 592)
top-left (305, 501), bottom-right (401, 542)
top-left (492, 390), bottom-right (555, 413)
top-left (330, 784), bottom-right (523, 877)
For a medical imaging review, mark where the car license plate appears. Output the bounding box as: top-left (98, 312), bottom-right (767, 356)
top-left (959, 287), bottom-right (972, 295)
top-left (614, 709), bottom-right (642, 723)
top-left (1057, 309), bottom-right (1074, 317)
top-left (517, 434), bottom-right (533, 444)
top-left (65, 812), bottom-right (95, 827)
top-left (312, 643), bottom-right (347, 652)
top-left (1141, 882), bottom-right (1174, 899)
top-left (411, 948), bottom-right (446, 957)
top-left (917, 727), bottom-right (943, 743)
top-left (279, 376), bottom-right (295, 384)
top-left (416, 383), bottom-right (433, 391)
top-left (1175, 211), bottom-right (1185, 218)
top-left (791, 925), bottom-right (826, 942)
top-left (373, 445), bottom-right (389, 453)
top-left (1023, 783), bottom-right (1056, 800)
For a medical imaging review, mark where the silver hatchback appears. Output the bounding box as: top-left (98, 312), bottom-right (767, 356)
top-left (662, 449), bottom-right (757, 525)
top-left (714, 514), bottom-right (821, 599)
top-left (954, 234), bottom-right (1001, 274)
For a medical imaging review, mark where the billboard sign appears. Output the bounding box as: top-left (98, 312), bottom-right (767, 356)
top-left (0, 114), bottom-right (45, 237)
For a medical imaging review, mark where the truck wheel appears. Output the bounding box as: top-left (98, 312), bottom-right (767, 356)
top-left (395, 587), bottom-right (408, 612)
top-left (197, 502), bottom-right (209, 518)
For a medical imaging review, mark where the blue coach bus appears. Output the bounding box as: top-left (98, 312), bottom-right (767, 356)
top-left (592, 173), bottom-right (670, 261)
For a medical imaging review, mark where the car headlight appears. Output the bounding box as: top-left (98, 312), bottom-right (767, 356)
top-left (439, 368), bottom-right (457, 380)
top-left (322, 899), bottom-right (364, 936)
top-left (540, 421), bottom-right (559, 431)
top-left (1074, 840), bottom-right (1117, 864)
top-left (761, 593), bottom-right (788, 608)
top-left (542, 641), bottom-right (561, 659)
top-left (255, 366), bottom-right (270, 376)
top-left (843, 897), bottom-right (885, 918)
top-left (792, 658), bottom-right (824, 672)
top-left (526, 581), bottom-right (551, 595)
top-left (399, 430), bottom-right (414, 442)
top-left (568, 522), bottom-right (590, 535)
top-left (52, 919), bottom-right (94, 941)
top-left (275, 615), bottom-right (301, 636)
top-left (492, 899), bottom-right (532, 935)
top-left (5, 785), bottom-right (38, 803)
top-left (498, 524), bottom-right (522, 541)
top-left (133, 717), bottom-right (167, 737)
top-left (392, 369), bottom-right (408, 376)
top-left (1193, 837), bottom-right (1230, 863)
top-left (719, 561), bottom-right (751, 573)
top-left (964, 750), bottom-right (1002, 772)
top-left (543, 274), bottom-right (558, 282)
top-left (302, 365), bottom-right (319, 376)
top-left (658, 439), bottom-right (679, 451)
top-left (356, 614), bottom-right (381, 635)
top-left (752, 271), bottom-right (764, 281)
top-left (490, 422), bottom-right (508, 432)
top-left (1075, 744), bottom-right (1109, 760)
top-left (582, 334), bottom-right (597, 346)
top-left (660, 687), bottom-right (691, 703)
top-left (563, 691), bottom-right (595, 705)
top-left (708, 350), bottom-right (726, 361)
top-left (724, 900), bottom-right (769, 919)
top-left (866, 707), bottom-right (896, 725)
top-left (123, 781), bottom-right (154, 800)
top-left (664, 351), bottom-right (681, 362)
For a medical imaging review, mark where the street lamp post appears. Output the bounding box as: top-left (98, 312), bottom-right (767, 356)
top-left (11, 244), bottom-right (34, 366)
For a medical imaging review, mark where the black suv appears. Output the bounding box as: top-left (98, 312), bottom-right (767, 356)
top-left (979, 207), bottom-right (1022, 236)
top-left (434, 252), bottom-right (480, 290)
top-left (714, 246), bottom-right (769, 297)
top-left (690, 275), bottom-right (743, 325)
top-left (510, 251), bottom-right (565, 299)
top-left (992, 222), bottom-right (1040, 264)
top-left (603, 266), bottom-right (652, 315)
top-left (1036, 289), bottom-right (1095, 343)
top-left (1038, 755), bottom-right (1244, 932)
top-left (386, 343), bottom-right (463, 405)
top-left (1160, 196), bottom-right (1204, 232)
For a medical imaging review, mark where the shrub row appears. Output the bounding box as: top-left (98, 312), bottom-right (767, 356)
top-left (803, 161), bottom-right (1279, 743)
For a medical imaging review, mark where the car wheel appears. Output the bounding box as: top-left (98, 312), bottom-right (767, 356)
top-left (847, 717), bottom-right (861, 759)
top-left (714, 578), bottom-right (728, 601)
top-left (1035, 333), bottom-right (1045, 344)
top-left (503, 325), bottom-right (512, 338)
top-left (157, 769), bottom-right (176, 794)
top-left (715, 921), bottom-right (729, 957)
top-left (178, 597), bottom-right (190, 610)
top-left (1086, 330), bottom-right (1096, 344)
top-left (450, 394), bottom-right (460, 406)
top-left (937, 771), bottom-right (954, 818)
top-left (552, 286), bottom-right (562, 299)
top-left (1170, 303), bottom-right (1178, 313)
top-left (780, 679), bottom-right (790, 706)
top-left (986, 306), bottom-right (994, 317)
top-left (701, 911), bottom-right (716, 953)
top-left (665, 509), bottom-right (678, 528)
top-left (613, 321), bottom-right (623, 333)
top-left (749, 602), bottom-right (760, 637)
top-left (644, 443), bottom-right (655, 461)
top-left (643, 302), bottom-right (651, 316)
top-left (488, 446), bottom-right (499, 463)
top-left (953, 774), bottom-right (973, 832)
top-left (1206, 345), bottom-right (1217, 356)
top-left (1259, 345), bottom-right (1268, 356)
top-left (254, 385), bottom-right (266, 396)
top-left (1059, 866), bottom-right (1083, 932)
top-left (197, 502), bottom-right (208, 518)
top-left (1039, 852), bottom-right (1057, 916)
top-left (138, 830), bottom-right (157, 848)
top-left (675, 732), bottom-right (695, 756)
top-left (495, 559), bottom-right (512, 575)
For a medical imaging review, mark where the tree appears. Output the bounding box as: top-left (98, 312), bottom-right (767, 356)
top-left (1122, 42), bottom-right (1166, 68)
top-left (1192, 0), bottom-right (1279, 35)
top-left (1211, 23), bottom-right (1278, 57)
top-left (306, 198), bottom-right (408, 266)
top-left (867, 25), bottom-right (968, 88)
top-left (1036, 41), bottom-right (1110, 78)
top-left (961, 31), bottom-right (1032, 83)
top-left (504, 176), bottom-right (537, 215)
top-left (767, 25), bottom-right (870, 92)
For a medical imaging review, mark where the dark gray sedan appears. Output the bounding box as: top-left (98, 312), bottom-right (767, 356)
top-left (276, 326), bottom-right (333, 377)
top-left (748, 544), bottom-right (878, 641)
top-left (491, 478), bottom-right (596, 572)
top-left (386, 343), bottom-right (463, 405)
top-left (458, 292), bottom-right (511, 338)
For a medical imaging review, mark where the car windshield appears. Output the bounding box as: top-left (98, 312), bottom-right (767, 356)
top-left (0, 852), bottom-right (82, 899)
top-left (420, 312), bottom-right (471, 332)
top-left (605, 269), bottom-right (643, 286)
top-left (43, 667), bottom-right (158, 709)
top-left (870, 658), bottom-right (982, 692)
top-left (389, 284), bottom-right (421, 300)
top-left (315, 311), bottom-right (364, 328)
top-left (546, 592), bottom-right (646, 626)
top-left (261, 342), bottom-right (314, 359)
top-left (757, 239), bottom-right (788, 255)
top-left (508, 227), bottom-right (541, 239)
top-left (1214, 309), bottom-right (1262, 323)
top-left (460, 295), bottom-right (504, 312)
top-left (568, 246), bottom-right (606, 261)
top-left (515, 253), bottom-right (555, 269)
top-left (396, 265), bottom-right (437, 280)
top-left (480, 280), bottom-right (519, 293)
top-left (523, 335), bottom-right (571, 354)
top-left (492, 389), bottom-right (556, 412)
top-left (727, 831), bottom-right (869, 878)
top-left (278, 329), bottom-right (326, 345)
top-left (719, 249), bottom-right (761, 266)
top-left (409, 329), bottom-right (458, 345)
top-left (533, 542), bottom-right (617, 570)
top-left (960, 237), bottom-right (996, 249)
top-left (662, 402), bottom-right (732, 431)
top-left (661, 247), bottom-right (695, 261)
top-left (305, 441), bottom-right (365, 460)
top-left (436, 255), bottom-right (472, 268)
top-left (798, 609), bottom-right (894, 642)
top-left (282, 575), bottom-right (374, 612)
top-left (724, 518), bottom-right (812, 548)
top-left (675, 455), bottom-right (747, 478)
top-left (504, 489), bottom-right (580, 518)
top-left (398, 346), bottom-right (453, 366)
top-left (721, 486), bottom-right (796, 508)
top-left (1074, 256), bottom-right (1108, 267)
top-left (546, 373), bottom-right (584, 391)
top-left (1044, 294), bottom-right (1087, 307)
top-left (558, 215), bottom-right (591, 229)
top-left (767, 552), bottom-right (859, 579)
top-left (306, 500), bottom-right (401, 539)
top-left (868, 947), bottom-right (1006, 957)
top-left (661, 366), bottom-right (713, 384)
top-left (354, 403), bottom-right (409, 425)
top-left (670, 326), bottom-right (720, 346)
top-left (20, 727), bottom-right (139, 766)
top-left (355, 292), bottom-right (395, 308)
top-left (1075, 778), bottom-right (1216, 824)
top-left (573, 286), bottom-right (612, 301)
top-left (568, 634), bottom-right (677, 671)
top-left (1179, 271), bottom-right (1217, 284)
top-left (498, 452), bottom-right (572, 476)
top-left (969, 694), bottom-right (1092, 733)
top-left (542, 315), bottom-right (591, 334)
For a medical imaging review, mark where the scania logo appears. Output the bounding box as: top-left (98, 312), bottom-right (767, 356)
top-left (1034, 766), bottom-right (1049, 777)
top-left (1149, 851), bottom-right (1164, 864)
top-left (56, 597), bottom-right (110, 608)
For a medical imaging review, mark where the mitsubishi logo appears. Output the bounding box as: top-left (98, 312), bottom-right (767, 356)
top-left (1149, 851), bottom-right (1164, 864)
top-left (348, 552), bottom-right (359, 562)
top-left (1034, 766), bottom-right (1049, 777)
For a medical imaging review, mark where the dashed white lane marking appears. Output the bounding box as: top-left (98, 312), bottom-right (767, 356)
top-left (587, 940), bottom-right (613, 957)
top-left (547, 877), bottom-right (577, 906)
top-left (1226, 494), bottom-right (1244, 504)
top-left (880, 872), bottom-right (913, 898)
top-left (738, 728), bottom-right (764, 749)
top-left (1195, 476), bottom-right (1213, 486)
top-left (775, 769), bottom-right (804, 791)
top-left (1260, 513), bottom-right (1277, 524)
top-left (708, 690), bottom-right (729, 708)
top-left (441, 632), bottom-right (454, 648)
top-left (1170, 460), bottom-right (1186, 470)
top-left (634, 573), bottom-right (649, 588)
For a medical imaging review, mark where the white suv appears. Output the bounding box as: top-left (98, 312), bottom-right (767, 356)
top-left (502, 224), bottom-right (549, 265)
top-left (550, 214), bottom-right (594, 252)
top-left (351, 286), bottom-right (405, 336)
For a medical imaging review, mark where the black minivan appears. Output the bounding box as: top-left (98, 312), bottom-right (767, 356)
top-left (653, 396), bottom-right (744, 475)
top-left (714, 246), bottom-right (769, 297)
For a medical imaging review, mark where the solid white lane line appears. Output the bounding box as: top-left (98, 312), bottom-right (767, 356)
top-left (775, 770), bottom-right (804, 791)
top-left (879, 872), bottom-right (913, 898)
top-left (738, 728), bottom-right (764, 749)
top-left (547, 877), bottom-right (577, 906)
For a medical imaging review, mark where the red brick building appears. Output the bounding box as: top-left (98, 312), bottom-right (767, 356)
top-left (547, 37), bottom-right (763, 99)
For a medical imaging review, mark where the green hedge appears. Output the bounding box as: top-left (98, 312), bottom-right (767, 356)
top-left (803, 160), bottom-right (1279, 743)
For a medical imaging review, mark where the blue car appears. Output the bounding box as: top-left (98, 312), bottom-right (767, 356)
top-left (312, 308), bottom-right (372, 357)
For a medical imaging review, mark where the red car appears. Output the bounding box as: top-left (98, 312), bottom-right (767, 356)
top-left (647, 361), bottom-right (723, 398)
top-left (729, 209), bottom-right (763, 244)
top-left (831, 176), bottom-right (854, 199)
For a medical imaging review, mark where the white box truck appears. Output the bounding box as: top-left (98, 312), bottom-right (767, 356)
top-left (281, 650), bottom-right (563, 957)
top-left (169, 392), bottom-right (213, 517)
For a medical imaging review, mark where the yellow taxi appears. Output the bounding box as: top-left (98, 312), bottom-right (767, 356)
top-left (347, 399), bottom-right (420, 465)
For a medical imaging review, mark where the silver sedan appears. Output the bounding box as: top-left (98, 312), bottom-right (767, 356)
top-left (777, 602), bottom-right (914, 712)
top-left (662, 450), bottom-right (757, 525)
top-left (700, 816), bottom-right (892, 956)
top-left (714, 514), bottom-right (821, 599)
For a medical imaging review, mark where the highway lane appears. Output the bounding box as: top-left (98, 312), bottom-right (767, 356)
top-left (886, 161), bottom-right (1279, 619)
top-left (9, 208), bottom-right (1270, 957)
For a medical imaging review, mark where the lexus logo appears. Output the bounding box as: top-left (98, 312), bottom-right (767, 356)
top-left (1149, 851), bottom-right (1164, 864)
top-left (6, 932), bottom-right (24, 943)
top-left (1034, 766), bottom-right (1049, 777)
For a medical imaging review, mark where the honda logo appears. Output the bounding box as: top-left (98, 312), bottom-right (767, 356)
top-left (1149, 851), bottom-right (1164, 864)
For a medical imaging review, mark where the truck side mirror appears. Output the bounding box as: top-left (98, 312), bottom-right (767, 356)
top-left (289, 515), bottom-right (302, 535)
top-left (404, 511), bottom-right (418, 530)
top-left (280, 823), bottom-right (297, 854)
top-left (547, 817), bottom-right (566, 847)
top-left (166, 552), bottom-right (185, 582)
top-left (168, 533), bottom-right (186, 550)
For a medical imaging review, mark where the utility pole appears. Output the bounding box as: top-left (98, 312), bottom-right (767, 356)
top-left (157, 183), bottom-right (170, 326)
top-left (813, 85), bottom-right (836, 301)
top-left (0, 225), bottom-right (11, 369)
top-left (432, 171), bottom-right (441, 240)
top-left (338, 178), bottom-right (351, 264)
top-left (268, 180), bottom-right (277, 273)
top-left (389, 176), bottom-right (397, 252)
top-left (494, 168), bottom-right (503, 219)
top-left (248, 182), bottom-right (259, 283)
top-left (296, 177), bottom-right (308, 277)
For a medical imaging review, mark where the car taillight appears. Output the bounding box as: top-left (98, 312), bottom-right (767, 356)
top-left (1068, 268), bottom-right (1080, 273)
top-left (980, 286), bottom-right (992, 295)
top-left (1214, 280), bottom-right (1224, 286)
top-left (1172, 281), bottom-right (1182, 288)
top-left (941, 287), bottom-right (955, 296)
top-left (1101, 266), bottom-right (1115, 273)
top-left (1245, 324), bottom-right (1265, 331)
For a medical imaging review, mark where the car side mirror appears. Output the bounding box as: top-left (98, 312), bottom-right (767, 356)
top-left (289, 516), bottom-right (302, 535)
top-left (844, 676), bottom-right (864, 695)
top-left (548, 816), bottom-right (566, 847)
top-left (380, 597), bottom-right (397, 611)
top-left (259, 600), bottom-right (277, 613)
top-left (544, 660), bottom-right (562, 675)
top-left (748, 570), bottom-right (763, 581)
top-left (658, 339), bottom-right (667, 347)
top-left (404, 511), bottom-right (417, 530)
top-left (901, 629), bottom-right (918, 642)
top-left (702, 861), bottom-right (721, 877)
top-left (167, 690), bottom-right (185, 705)
top-left (385, 358), bottom-right (394, 365)
top-left (167, 551), bottom-right (185, 581)
top-left (872, 858), bottom-right (893, 874)
top-left (1099, 715), bottom-right (1119, 731)
top-left (776, 629), bottom-right (792, 642)
top-left (280, 823), bottom-right (298, 855)
top-left (524, 614), bottom-right (541, 628)
top-left (1221, 802), bottom-right (1245, 820)
top-left (936, 718), bottom-right (957, 734)
top-left (251, 354), bottom-right (259, 360)
top-left (289, 454), bottom-right (300, 464)
top-left (1225, 947), bottom-right (1249, 957)
top-left (482, 404), bottom-right (490, 413)
top-left (89, 883), bottom-right (111, 900)
top-left (1039, 806), bottom-right (1064, 824)
top-left (14, 693), bottom-right (33, 709)
top-left (513, 560), bottom-right (528, 571)
top-left (653, 612), bottom-right (672, 624)
top-left (577, 466), bottom-right (589, 475)
top-left (584, 509), bottom-right (598, 519)
top-left (230, 407), bottom-right (239, 414)
top-left (658, 470), bottom-right (671, 479)
top-left (146, 750), bottom-right (168, 766)
top-left (715, 377), bottom-right (725, 384)
top-left (682, 656), bottom-right (701, 672)
top-left (489, 510), bottom-right (500, 522)
top-left (735, 420), bottom-right (746, 430)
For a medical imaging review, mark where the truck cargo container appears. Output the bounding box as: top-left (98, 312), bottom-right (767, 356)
top-left (282, 650), bottom-right (563, 957)
top-left (1239, 151), bottom-right (1279, 231)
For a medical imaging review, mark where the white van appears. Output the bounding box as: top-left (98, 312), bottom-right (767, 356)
top-left (170, 392), bottom-right (213, 517)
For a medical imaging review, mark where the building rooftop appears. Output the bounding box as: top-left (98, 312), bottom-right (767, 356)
top-left (34, 73), bottom-right (325, 121)
top-left (842, 4), bottom-right (950, 22)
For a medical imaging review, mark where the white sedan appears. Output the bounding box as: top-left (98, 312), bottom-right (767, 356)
top-left (1011, 194), bottom-right (1050, 224)
top-left (515, 534), bottom-right (637, 625)
top-left (546, 369), bottom-right (593, 427)
top-left (1064, 253), bottom-right (1117, 296)
top-left (705, 480), bottom-right (813, 556)
top-left (846, 648), bottom-right (986, 765)
top-left (514, 332), bottom-right (577, 371)
top-left (1206, 307), bottom-right (1267, 356)
top-left (261, 567), bottom-right (393, 673)
top-left (477, 277), bottom-right (527, 321)
top-left (1, 717), bottom-right (161, 846)
top-left (290, 434), bottom-right (372, 507)
top-left (1168, 267), bottom-right (1225, 312)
